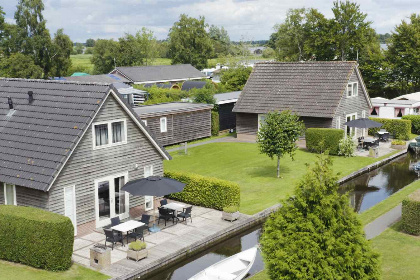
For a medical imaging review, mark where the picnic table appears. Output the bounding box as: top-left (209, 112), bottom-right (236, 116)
top-left (111, 220), bottom-right (145, 245)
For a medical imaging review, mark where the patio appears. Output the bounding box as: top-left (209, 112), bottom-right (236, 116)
top-left (72, 201), bottom-right (250, 278)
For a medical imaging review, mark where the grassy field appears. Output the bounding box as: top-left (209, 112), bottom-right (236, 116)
top-left (164, 142), bottom-right (398, 214)
top-left (359, 179), bottom-right (420, 225)
top-left (70, 54), bottom-right (94, 73)
top-left (0, 261), bottom-right (109, 280)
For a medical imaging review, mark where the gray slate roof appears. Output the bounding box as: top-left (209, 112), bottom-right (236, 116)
top-left (0, 79), bottom-right (169, 192)
top-left (214, 91), bottom-right (241, 104)
top-left (233, 61), bottom-right (359, 118)
top-left (63, 74), bottom-right (130, 83)
top-left (181, 81), bottom-right (207, 91)
top-left (133, 102), bottom-right (213, 118)
top-left (113, 64), bottom-right (206, 83)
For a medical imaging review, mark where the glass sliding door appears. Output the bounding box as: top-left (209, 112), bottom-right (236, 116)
top-left (95, 172), bottom-right (129, 227)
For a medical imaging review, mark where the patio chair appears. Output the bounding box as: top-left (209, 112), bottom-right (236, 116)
top-left (110, 216), bottom-right (120, 227)
top-left (160, 199), bottom-right (168, 206)
top-left (104, 229), bottom-right (123, 250)
top-left (158, 207), bottom-right (177, 226)
top-left (177, 206), bottom-right (192, 223)
top-left (127, 226), bottom-right (145, 243)
top-left (137, 214), bottom-right (151, 233)
top-left (357, 137), bottom-right (364, 150)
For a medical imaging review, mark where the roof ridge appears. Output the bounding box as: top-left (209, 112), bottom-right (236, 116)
top-left (117, 64), bottom-right (192, 69)
top-left (255, 61), bottom-right (357, 64)
top-left (0, 77), bottom-right (111, 87)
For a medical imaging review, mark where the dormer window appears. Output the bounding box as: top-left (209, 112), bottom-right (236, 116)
top-left (93, 119), bottom-right (127, 149)
top-left (347, 82), bottom-right (358, 97)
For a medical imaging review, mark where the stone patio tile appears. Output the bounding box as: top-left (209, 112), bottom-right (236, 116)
top-left (73, 246), bottom-right (91, 259)
top-left (144, 231), bottom-right (176, 245)
top-left (200, 210), bottom-right (223, 221)
top-left (73, 238), bottom-right (94, 251)
top-left (81, 231), bottom-right (105, 243)
top-left (111, 248), bottom-right (128, 264)
top-left (152, 241), bottom-right (185, 254)
top-left (72, 254), bottom-right (90, 267)
top-left (191, 206), bottom-right (213, 216)
top-left (162, 223), bottom-right (192, 236)
top-left (185, 216), bottom-right (208, 227)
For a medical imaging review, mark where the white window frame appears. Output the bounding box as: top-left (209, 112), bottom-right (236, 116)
top-left (143, 119), bottom-right (147, 126)
top-left (160, 117), bottom-right (167, 133)
top-left (258, 114), bottom-right (266, 131)
top-left (63, 185), bottom-right (77, 236)
top-left (92, 119), bottom-right (127, 150)
top-left (347, 82), bottom-right (358, 98)
top-left (336, 116), bottom-right (341, 129)
top-left (3, 183), bottom-right (16, 206)
top-left (144, 165), bottom-right (154, 211)
top-left (345, 113), bottom-right (358, 138)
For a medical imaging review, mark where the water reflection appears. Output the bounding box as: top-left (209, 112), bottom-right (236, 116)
top-left (340, 152), bottom-right (420, 212)
top-left (144, 226), bottom-right (264, 280)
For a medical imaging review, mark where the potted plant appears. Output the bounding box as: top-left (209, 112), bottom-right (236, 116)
top-left (222, 205), bottom-right (240, 222)
top-left (127, 240), bottom-right (147, 262)
top-left (391, 139), bottom-right (406, 150)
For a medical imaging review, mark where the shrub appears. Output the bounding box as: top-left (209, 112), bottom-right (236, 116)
top-left (223, 205), bottom-right (239, 213)
top-left (402, 115), bottom-right (420, 134)
top-left (260, 155), bottom-right (380, 279)
top-left (368, 117), bottom-right (411, 140)
top-left (338, 137), bottom-right (356, 157)
top-left (391, 139), bottom-right (406, 145)
top-left (165, 171), bottom-right (240, 210)
top-left (0, 205), bottom-right (74, 271)
top-left (401, 190), bottom-right (420, 236)
top-left (305, 128), bottom-right (344, 155)
top-left (129, 241), bottom-right (146, 251)
top-left (211, 110), bottom-right (219, 136)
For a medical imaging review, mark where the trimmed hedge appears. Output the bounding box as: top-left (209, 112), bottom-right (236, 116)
top-left (402, 115), bottom-right (420, 134)
top-left (165, 171), bottom-right (240, 210)
top-left (305, 128), bottom-right (344, 155)
top-left (368, 117), bottom-right (411, 140)
top-left (401, 190), bottom-right (420, 236)
top-left (211, 110), bottom-right (219, 136)
top-left (0, 205), bottom-right (74, 271)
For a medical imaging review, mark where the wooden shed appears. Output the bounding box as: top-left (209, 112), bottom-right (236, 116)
top-left (133, 102), bottom-right (213, 146)
top-left (214, 91), bottom-right (241, 132)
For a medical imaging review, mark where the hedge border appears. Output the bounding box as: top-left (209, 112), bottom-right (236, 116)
top-left (368, 117), bottom-right (411, 140)
top-left (305, 128), bottom-right (344, 155)
top-left (401, 190), bottom-right (420, 236)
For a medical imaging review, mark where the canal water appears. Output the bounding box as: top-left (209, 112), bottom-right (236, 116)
top-left (340, 152), bottom-right (420, 213)
top-left (144, 152), bottom-right (419, 279)
top-left (144, 226), bottom-right (264, 280)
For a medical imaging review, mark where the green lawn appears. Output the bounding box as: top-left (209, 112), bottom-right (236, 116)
top-left (164, 142), bottom-right (398, 214)
top-left (71, 54), bottom-right (94, 73)
top-left (0, 261), bottom-right (109, 280)
top-left (359, 179), bottom-right (420, 226)
top-left (165, 132), bottom-right (235, 150)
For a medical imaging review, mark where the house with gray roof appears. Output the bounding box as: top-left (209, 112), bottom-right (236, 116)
top-left (233, 61), bottom-right (372, 140)
top-left (133, 102), bottom-right (213, 146)
top-left (370, 97), bottom-right (420, 118)
top-left (109, 64), bottom-right (207, 85)
top-left (0, 78), bottom-right (170, 236)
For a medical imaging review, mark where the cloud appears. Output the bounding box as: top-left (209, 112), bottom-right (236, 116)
top-left (2, 0), bottom-right (419, 42)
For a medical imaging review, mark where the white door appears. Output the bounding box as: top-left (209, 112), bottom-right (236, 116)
top-left (95, 172), bottom-right (129, 228)
top-left (64, 186), bottom-right (77, 236)
top-left (346, 113), bottom-right (357, 138)
top-left (144, 165), bottom-right (154, 211)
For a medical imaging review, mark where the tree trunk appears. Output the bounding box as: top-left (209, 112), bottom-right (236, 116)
top-left (277, 156), bottom-right (280, 178)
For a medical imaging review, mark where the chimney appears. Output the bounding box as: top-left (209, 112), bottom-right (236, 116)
top-left (28, 91), bottom-right (34, 104)
top-left (7, 97), bottom-right (13, 110)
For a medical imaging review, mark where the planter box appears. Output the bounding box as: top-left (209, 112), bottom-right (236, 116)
top-left (391, 144), bottom-right (406, 150)
top-left (222, 211), bottom-right (240, 222)
top-left (127, 249), bottom-right (148, 262)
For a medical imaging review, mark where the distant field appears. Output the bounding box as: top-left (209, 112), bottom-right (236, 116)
top-left (70, 54), bottom-right (272, 75)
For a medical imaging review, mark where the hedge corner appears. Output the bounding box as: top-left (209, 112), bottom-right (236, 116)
top-left (401, 189), bottom-right (420, 236)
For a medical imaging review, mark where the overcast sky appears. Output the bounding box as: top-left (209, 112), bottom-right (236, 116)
top-left (2, 0), bottom-right (419, 42)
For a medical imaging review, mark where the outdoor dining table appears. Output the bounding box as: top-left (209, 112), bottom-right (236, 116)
top-left (362, 137), bottom-right (376, 149)
top-left (162, 202), bottom-right (186, 215)
top-left (111, 220), bottom-right (145, 245)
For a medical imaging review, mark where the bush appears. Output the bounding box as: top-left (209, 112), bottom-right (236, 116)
top-left (402, 115), bottom-right (420, 134)
top-left (211, 110), bottom-right (219, 136)
top-left (368, 118), bottom-right (411, 140)
top-left (338, 137), bottom-right (355, 157)
top-left (0, 205), bottom-right (74, 271)
top-left (401, 190), bottom-right (420, 235)
top-left (165, 171), bottom-right (240, 210)
top-left (223, 205), bottom-right (239, 213)
top-left (305, 128), bottom-right (344, 155)
top-left (129, 241), bottom-right (146, 251)
top-left (391, 139), bottom-right (406, 145)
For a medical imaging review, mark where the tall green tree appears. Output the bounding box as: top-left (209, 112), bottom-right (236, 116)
top-left (74, 43), bottom-right (84, 54)
top-left (260, 155), bottom-right (380, 279)
top-left (209, 25), bottom-right (231, 57)
top-left (0, 52), bottom-right (43, 78)
top-left (220, 66), bottom-right (252, 91)
top-left (257, 111), bottom-right (305, 178)
top-left (135, 27), bottom-right (158, 66)
top-left (85, 38), bottom-right (95, 47)
top-left (168, 14), bottom-right (213, 70)
top-left (117, 28), bottom-right (158, 66)
top-left (0, 6), bottom-right (5, 45)
top-left (91, 39), bottom-right (118, 74)
top-left (386, 14), bottom-right (420, 94)
top-left (331, 0), bottom-right (374, 61)
top-left (50, 29), bottom-right (73, 77)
